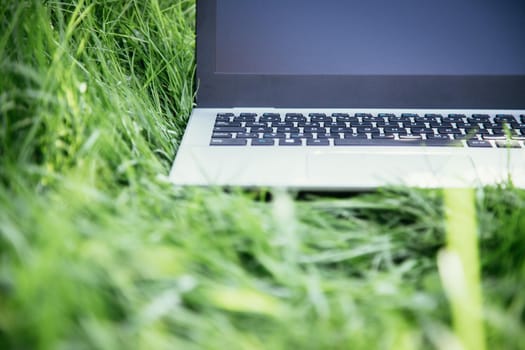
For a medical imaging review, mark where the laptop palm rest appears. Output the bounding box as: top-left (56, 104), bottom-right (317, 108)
top-left (307, 152), bottom-right (479, 188)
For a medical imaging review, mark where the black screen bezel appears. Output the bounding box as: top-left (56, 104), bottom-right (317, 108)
top-left (196, 0), bottom-right (525, 108)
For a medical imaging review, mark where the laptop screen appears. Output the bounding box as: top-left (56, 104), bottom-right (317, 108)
top-left (216, 0), bottom-right (525, 76)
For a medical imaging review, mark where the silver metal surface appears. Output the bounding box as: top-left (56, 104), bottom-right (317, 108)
top-left (169, 108), bottom-right (525, 190)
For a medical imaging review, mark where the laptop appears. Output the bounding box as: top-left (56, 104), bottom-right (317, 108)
top-left (169, 0), bottom-right (525, 190)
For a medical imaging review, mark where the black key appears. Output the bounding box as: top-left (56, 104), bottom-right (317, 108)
top-left (307, 139), bottom-right (330, 146)
top-left (250, 127), bottom-right (273, 133)
top-left (213, 126), bottom-right (246, 133)
top-left (217, 112), bottom-right (234, 117)
top-left (418, 114), bottom-right (441, 121)
top-left (430, 121), bottom-right (453, 128)
top-left (465, 127), bottom-right (488, 135)
top-left (329, 127), bottom-right (352, 133)
top-left (279, 138), bottom-right (302, 146)
top-left (377, 121), bottom-right (401, 127)
top-left (316, 133), bottom-right (337, 139)
top-left (263, 133), bottom-right (286, 139)
top-left (236, 132), bottom-right (259, 138)
top-left (351, 121), bottom-right (373, 127)
top-left (410, 127), bottom-right (434, 134)
top-left (290, 133), bottom-right (314, 139)
top-left (521, 115), bottom-right (525, 123)
top-left (297, 121), bottom-right (321, 127)
top-left (277, 127), bottom-right (300, 133)
top-left (371, 133), bottom-right (395, 139)
top-left (470, 114), bottom-right (490, 121)
top-left (285, 113), bottom-right (306, 122)
top-left (212, 132), bottom-right (233, 138)
top-left (437, 127), bottom-right (462, 134)
top-left (334, 139), bottom-right (462, 147)
top-left (401, 113), bottom-right (419, 118)
top-left (426, 134), bottom-right (451, 140)
top-left (215, 121), bottom-right (242, 127)
top-left (495, 140), bottom-right (521, 148)
top-left (383, 126), bottom-right (406, 133)
top-left (378, 113), bottom-right (396, 118)
top-left (355, 113), bottom-right (373, 118)
top-left (303, 126), bottom-right (326, 133)
top-left (216, 116), bottom-right (232, 122)
top-left (356, 127), bottom-right (380, 134)
top-left (210, 138), bottom-right (247, 146)
top-left (324, 121), bottom-right (347, 128)
top-left (467, 140), bottom-right (492, 148)
top-left (260, 114), bottom-right (281, 122)
top-left (494, 114), bottom-right (516, 123)
top-left (344, 133), bottom-right (368, 139)
top-left (246, 122), bottom-right (268, 128)
top-left (457, 122), bottom-right (480, 128)
top-left (361, 116), bottom-right (384, 122)
top-left (234, 116), bottom-right (256, 122)
top-left (272, 121), bottom-right (295, 128)
top-left (404, 122), bottom-right (426, 128)
top-left (389, 116), bottom-right (411, 122)
top-left (239, 112), bottom-right (257, 117)
top-left (335, 115), bottom-right (357, 122)
top-left (309, 114), bottom-right (332, 122)
top-left (332, 113), bottom-right (350, 117)
top-left (447, 114), bottom-right (466, 122)
top-left (252, 138), bottom-right (274, 146)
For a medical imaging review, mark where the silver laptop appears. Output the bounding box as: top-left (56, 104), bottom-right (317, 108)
top-left (170, 0), bottom-right (525, 190)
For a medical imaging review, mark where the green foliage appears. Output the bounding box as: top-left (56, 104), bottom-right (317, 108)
top-left (0, 1), bottom-right (524, 349)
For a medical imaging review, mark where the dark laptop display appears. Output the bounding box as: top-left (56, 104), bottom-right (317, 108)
top-left (216, 0), bottom-right (525, 76)
top-left (197, 0), bottom-right (525, 108)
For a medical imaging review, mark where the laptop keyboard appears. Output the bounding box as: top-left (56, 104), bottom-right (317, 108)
top-left (210, 112), bottom-right (525, 148)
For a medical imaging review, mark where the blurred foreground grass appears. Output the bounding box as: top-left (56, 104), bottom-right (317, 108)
top-left (1, 1), bottom-right (525, 349)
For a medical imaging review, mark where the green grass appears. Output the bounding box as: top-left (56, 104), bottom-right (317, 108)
top-left (1, 1), bottom-right (525, 349)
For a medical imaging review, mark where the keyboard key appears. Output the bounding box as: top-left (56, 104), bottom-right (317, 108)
top-left (307, 139), bottom-right (330, 146)
top-left (383, 126), bottom-right (406, 133)
top-left (371, 133), bottom-right (395, 139)
top-left (470, 114), bottom-right (490, 121)
top-left (356, 127), bottom-right (380, 134)
top-left (217, 112), bottom-right (234, 117)
top-left (447, 114), bottom-right (466, 122)
top-left (239, 112), bottom-right (257, 117)
top-left (234, 116), bottom-right (256, 122)
top-left (303, 127), bottom-right (326, 133)
top-left (212, 132), bottom-right (233, 138)
top-left (250, 127), bottom-right (273, 133)
top-left (494, 114), bottom-right (516, 123)
top-left (279, 138), bottom-right (302, 146)
top-left (260, 114), bottom-right (281, 122)
top-left (426, 134), bottom-right (451, 140)
top-left (252, 138), bottom-right (274, 146)
top-left (210, 138), bottom-right (247, 146)
top-left (236, 132), bottom-right (259, 138)
top-left (263, 133), bottom-right (286, 139)
top-left (437, 127), bottom-right (462, 134)
top-left (341, 133), bottom-right (366, 139)
top-left (511, 135), bottom-right (525, 141)
top-left (467, 140), bottom-right (492, 148)
top-left (277, 127), bottom-right (300, 133)
top-left (495, 140), bottom-right (521, 148)
top-left (285, 113), bottom-right (306, 122)
top-left (213, 127), bottom-right (246, 133)
top-left (290, 132), bottom-right (314, 139)
top-left (215, 121), bottom-right (242, 127)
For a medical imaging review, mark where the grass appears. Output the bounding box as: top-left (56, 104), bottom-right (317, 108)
top-left (1, 1), bottom-right (525, 349)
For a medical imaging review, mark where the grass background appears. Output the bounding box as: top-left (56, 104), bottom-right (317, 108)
top-left (1, 1), bottom-right (525, 349)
